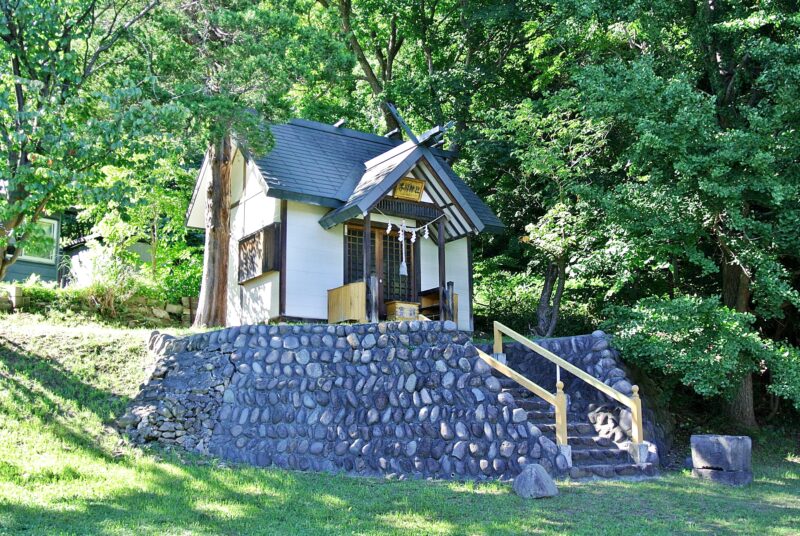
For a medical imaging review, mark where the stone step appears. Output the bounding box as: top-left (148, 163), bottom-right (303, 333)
top-left (525, 411), bottom-right (592, 426)
top-left (569, 463), bottom-right (657, 480)
top-left (571, 448), bottom-right (630, 465)
top-left (498, 375), bottom-right (651, 481)
top-left (516, 399), bottom-right (554, 412)
top-left (536, 422), bottom-right (595, 435)
top-left (523, 409), bottom-right (554, 421)
top-left (538, 434), bottom-right (617, 448)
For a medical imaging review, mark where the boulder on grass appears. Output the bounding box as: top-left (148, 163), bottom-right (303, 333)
top-left (512, 464), bottom-right (558, 499)
top-left (151, 307), bottom-right (170, 320)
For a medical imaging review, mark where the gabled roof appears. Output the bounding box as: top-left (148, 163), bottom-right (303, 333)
top-left (318, 143), bottom-right (424, 228)
top-left (187, 119), bottom-right (504, 234)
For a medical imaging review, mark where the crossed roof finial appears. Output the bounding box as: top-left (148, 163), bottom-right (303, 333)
top-left (385, 102), bottom-right (454, 147)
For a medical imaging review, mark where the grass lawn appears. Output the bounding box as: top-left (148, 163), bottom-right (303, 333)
top-left (0, 314), bottom-right (798, 535)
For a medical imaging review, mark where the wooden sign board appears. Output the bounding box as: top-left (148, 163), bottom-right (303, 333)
top-left (394, 178), bottom-right (425, 202)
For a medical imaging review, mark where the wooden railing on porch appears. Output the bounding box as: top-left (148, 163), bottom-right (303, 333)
top-left (327, 282), bottom-right (367, 324)
top-left (475, 321), bottom-right (645, 448)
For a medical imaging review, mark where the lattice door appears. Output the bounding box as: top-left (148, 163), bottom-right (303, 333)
top-left (344, 227), bottom-right (376, 284)
top-left (382, 233), bottom-right (414, 302)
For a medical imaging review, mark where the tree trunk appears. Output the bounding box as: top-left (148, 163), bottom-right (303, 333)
top-left (721, 255), bottom-right (759, 429)
top-left (0, 199), bottom-right (49, 281)
top-left (0, 249), bottom-right (19, 281)
top-left (729, 373), bottom-right (757, 429)
top-left (194, 134), bottom-right (232, 328)
top-left (535, 259), bottom-right (566, 337)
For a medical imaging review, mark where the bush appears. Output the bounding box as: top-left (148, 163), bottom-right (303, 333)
top-left (603, 295), bottom-right (800, 409)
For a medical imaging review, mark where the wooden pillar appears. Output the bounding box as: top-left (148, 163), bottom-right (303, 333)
top-left (368, 273), bottom-right (379, 323)
top-left (364, 214), bottom-right (378, 323)
top-left (437, 219), bottom-right (446, 320)
top-left (445, 281), bottom-right (455, 322)
top-left (467, 236), bottom-right (474, 331)
top-left (363, 213), bottom-right (371, 284)
top-left (279, 200), bottom-right (287, 317)
top-left (555, 381), bottom-right (569, 446)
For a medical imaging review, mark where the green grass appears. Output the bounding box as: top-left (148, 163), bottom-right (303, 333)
top-left (0, 316), bottom-right (798, 535)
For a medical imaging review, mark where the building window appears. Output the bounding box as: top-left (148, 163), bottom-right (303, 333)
top-left (238, 223), bottom-right (281, 284)
top-left (19, 218), bottom-right (58, 265)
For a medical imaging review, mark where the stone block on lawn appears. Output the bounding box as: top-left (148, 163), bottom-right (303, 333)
top-left (166, 303), bottom-right (184, 315)
top-left (151, 307), bottom-right (170, 320)
top-left (691, 435), bottom-right (752, 472)
top-left (691, 434), bottom-right (752, 486)
top-left (513, 464), bottom-right (558, 499)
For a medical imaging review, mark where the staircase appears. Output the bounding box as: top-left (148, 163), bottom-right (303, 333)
top-left (499, 377), bottom-right (658, 480)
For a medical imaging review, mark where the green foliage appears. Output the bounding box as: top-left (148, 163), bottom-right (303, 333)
top-left (605, 296), bottom-right (800, 409)
top-left (473, 259), bottom-right (599, 337)
top-left (460, 0), bottom-right (800, 417)
top-left (0, 0), bottom-right (176, 270)
top-left (473, 260), bottom-right (540, 334)
top-left (75, 153), bottom-right (204, 304)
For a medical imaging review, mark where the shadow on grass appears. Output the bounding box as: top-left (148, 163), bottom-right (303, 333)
top-left (2, 446), bottom-right (799, 535)
top-left (0, 336), bottom-right (131, 461)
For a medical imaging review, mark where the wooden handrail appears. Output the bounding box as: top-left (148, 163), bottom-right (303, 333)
top-left (475, 348), bottom-right (555, 405)
top-left (494, 321), bottom-right (634, 406)
top-left (492, 321), bottom-right (645, 445)
top-left (475, 347), bottom-right (568, 445)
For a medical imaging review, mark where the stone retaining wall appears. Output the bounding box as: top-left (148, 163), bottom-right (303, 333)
top-left (124, 321), bottom-right (568, 480)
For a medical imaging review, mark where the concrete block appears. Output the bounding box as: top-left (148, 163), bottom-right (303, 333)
top-left (151, 307), bottom-right (170, 320)
top-left (558, 445), bottom-right (572, 468)
top-left (691, 435), bottom-right (751, 472)
top-left (166, 303), bottom-right (183, 315)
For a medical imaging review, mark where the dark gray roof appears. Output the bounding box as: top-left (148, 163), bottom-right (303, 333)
top-left (319, 144), bottom-right (424, 229)
top-left (252, 119), bottom-right (504, 233)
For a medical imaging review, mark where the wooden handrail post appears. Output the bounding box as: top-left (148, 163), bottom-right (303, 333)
top-left (631, 385), bottom-right (644, 445)
top-left (493, 321), bottom-right (503, 355)
top-left (554, 381), bottom-right (568, 446)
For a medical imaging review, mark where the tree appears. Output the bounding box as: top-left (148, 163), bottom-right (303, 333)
top-left (316, 0), bottom-right (403, 132)
top-left (566, 2), bottom-right (800, 427)
top-left (500, 94), bottom-right (609, 335)
top-left (143, 0), bottom-right (348, 326)
top-left (0, 0), bottom-right (160, 280)
top-left (317, 0), bottom-right (535, 143)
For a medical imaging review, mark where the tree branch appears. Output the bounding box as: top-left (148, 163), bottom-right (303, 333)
top-left (83, 0), bottom-right (159, 79)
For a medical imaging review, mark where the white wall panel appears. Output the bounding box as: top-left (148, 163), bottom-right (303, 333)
top-left (225, 158), bottom-right (281, 326)
top-left (284, 202), bottom-right (344, 319)
top-left (445, 238), bottom-right (471, 331)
